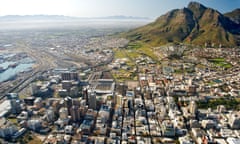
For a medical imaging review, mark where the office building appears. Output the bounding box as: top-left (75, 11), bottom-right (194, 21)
top-left (88, 91), bottom-right (96, 110)
top-left (61, 72), bottom-right (79, 81)
top-left (70, 105), bottom-right (81, 122)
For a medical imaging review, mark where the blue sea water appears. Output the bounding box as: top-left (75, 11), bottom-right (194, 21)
top-left (0, 59), bottom-right (33, 82)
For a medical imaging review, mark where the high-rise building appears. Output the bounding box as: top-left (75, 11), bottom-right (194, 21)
top-left (72, 99), bottom-right (80, 107)
top-left (116, 95), bottom-right (123, 107)
top-left (188, 85), bottom-right (197, 94)
top-left (59, 107), bottom-right (68, 120)
top-left (79, 106), bottom-right (87, 117)
top-left (10, 99), bottom-right (21, 114)
top-left (31, 83), bottom-right (41, 95)
top-left (45, 108), bottom-right (55, 122)
top-left (217, 105), bottom-right (226, 113)
top-left (70, 106), bottom-right (81, 122)
top-left (52, 100), bottom-right (60, 114)
top-left (115, 83), bottom-right (127, 96)
top-left (62, 81), bottom-right (72, 91)
top-left (88, 91), bottom-right (96, 110)
top-left (64, 97), bottom-right (73, 114)
top-left (6, 93), bottom-right (18, 100)
top-left (6, 93), bottom-right (21, 114)
top-left (189, 101), bottom-right (197, 115)
top-left (70, 86), bottom-right (79, 97)
top-left (34, 97), bottom-right (42, 110)
top-left (61, 72), bottom-right (79, 81)
top-left (82, 88), bottom-right (89, 104)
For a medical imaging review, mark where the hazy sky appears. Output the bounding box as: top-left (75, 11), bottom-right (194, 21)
top-left (0, 0), bottom-right (239, 18)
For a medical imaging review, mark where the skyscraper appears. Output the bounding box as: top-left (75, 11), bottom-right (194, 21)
top-left (88, 91), bottom-right (96, 110)
top-left (189, 101), bottom-right (197, 116)
top-left (64, 97), bottom-right (73, 114)
top-left (70, 105), bottom-right (81, 122)
top-left (59, 107), bottom-right (68, 120)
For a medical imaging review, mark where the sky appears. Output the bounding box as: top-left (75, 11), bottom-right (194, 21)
top-left (0, 0), bottom-right (239, 18)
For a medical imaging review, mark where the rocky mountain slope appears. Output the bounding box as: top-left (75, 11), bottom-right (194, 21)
top-left (125, 2), bottom-right (240, 47)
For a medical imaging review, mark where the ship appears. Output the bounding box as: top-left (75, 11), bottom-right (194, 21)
top-left (0, 66), bottom-right (7, 73)
top-left (8, 63), bottom-right (18, 68)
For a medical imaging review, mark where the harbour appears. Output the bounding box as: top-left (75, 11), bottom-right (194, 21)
top-left (0, 53), bottom-right (34, 82)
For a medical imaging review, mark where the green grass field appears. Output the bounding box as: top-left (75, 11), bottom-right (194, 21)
top-left (208, 58), bottom-right (232, 69)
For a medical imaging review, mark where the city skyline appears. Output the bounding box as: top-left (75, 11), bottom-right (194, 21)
top-left (0, 0), bottom-right (239, 18)
top-left (0, 0), bottom-right (239, 143)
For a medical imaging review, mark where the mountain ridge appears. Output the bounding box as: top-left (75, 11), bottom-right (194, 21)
top-left (224, 8), bottom-right (240, 24)
top-left (0, 15), bottom-right (150, 21)
top-left (125, 2), bottom-right (240, 47)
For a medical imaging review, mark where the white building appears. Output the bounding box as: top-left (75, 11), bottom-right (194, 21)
top-left (179, 135), bottom-right (194, 144)
top-left (116, 95), bottom-right (123, 107)
top-left (189, 101), bottom-right (197, 115)
top-left (27, 119), bottom-right (42, 131)
top-left (229, 112), bottom-right (240, 129)
top-left (227, 137), bottom-right (240, 144)
top-left (59, 107), bottom-right (69, 120)
top-left (34, 97), bottom-right (42, 109)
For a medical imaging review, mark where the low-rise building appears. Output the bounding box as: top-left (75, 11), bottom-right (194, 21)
top-left (27, 119), bottom-right (42, 131)
top-left (0, 118), bottom-right (18, 138)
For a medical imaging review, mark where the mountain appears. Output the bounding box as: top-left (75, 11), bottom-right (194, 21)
top-left (0, 15), bottom-right (76, 21)
top-left (100, 15), bottom-right (150, 20)
top-left (125, 2), bottom-right (240, 47)
top-left (0, 15), bottom-right (150, 22)
top-left (224, 9), bottom-right (240, 24)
